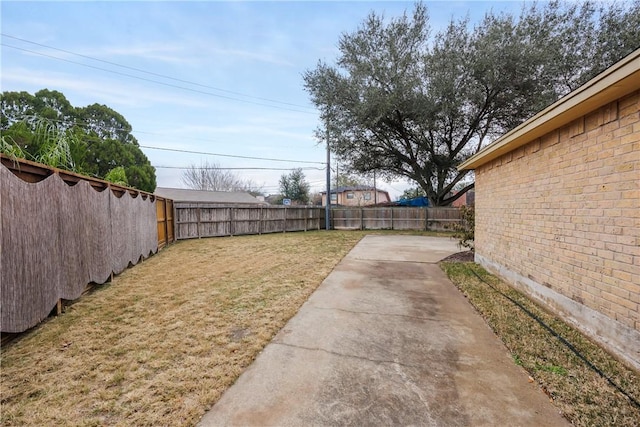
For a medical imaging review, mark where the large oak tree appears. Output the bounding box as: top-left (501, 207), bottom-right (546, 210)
top-left (303, 1), bottom-right (640, 206)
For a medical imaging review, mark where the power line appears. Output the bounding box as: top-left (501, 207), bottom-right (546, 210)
top-left (133, 131), bottom-right (321, 159)
top-left (15, 116), bottom-right (312, 150)
top-left (1, 43), bottom-right (316, 115)
top-left (8, 115), bottom-right (324, 166)
top-left (155, 166), bottom-right (325, 171)
top-left (133, 130), bottom-right (222, 143)
top-left (139, 145), bottom-right (325, 165)
top-left (261, 180), bottom-right (326, 189)
top-left (1, 33), bottom-right (316, 111)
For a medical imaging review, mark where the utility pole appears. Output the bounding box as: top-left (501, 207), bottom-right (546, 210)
top-left (373, 170), bottom-right (377, 205)
top-left (325, 117), bottom-right (331, 231)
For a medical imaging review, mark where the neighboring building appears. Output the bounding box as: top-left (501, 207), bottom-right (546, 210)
top-left (321, 186), bottom-right (391, 206)
top-left (451, 189), bottom-right (475, 207)
top-left (154, 187), bottom-right (267, 205)
top-left (459, 49), bottom-right (639, 370)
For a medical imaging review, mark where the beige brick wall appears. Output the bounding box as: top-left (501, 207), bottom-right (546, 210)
top-left (475, 90), bottom-right (640, 368)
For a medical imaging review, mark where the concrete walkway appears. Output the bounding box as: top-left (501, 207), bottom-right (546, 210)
top-left (198, 235), bottom-right (567, 426)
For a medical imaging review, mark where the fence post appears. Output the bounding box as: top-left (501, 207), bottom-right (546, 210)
top-left (360, 207), bottom-right (364, 230)
top-left (171, 201), bottom-right (176, 243)
top-left (164, 199), bottom-right (170, 246)
top-left (197, 205), bottom-right (201, 239)
top-left (425, 207), bottom-right (429, 231)
top-left (259, 206), bottom-right (263, 235)
top-left (391, 207), bottom-right (394, 230)
top-left (230, 207), bottom-right (235, 236)
top-left (283, 207), bottom-right (287, 233)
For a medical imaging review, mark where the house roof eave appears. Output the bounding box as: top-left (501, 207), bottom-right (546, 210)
top-left (458, 49), bottom-right (640, 171)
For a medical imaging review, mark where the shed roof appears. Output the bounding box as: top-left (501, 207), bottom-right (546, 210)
top-left (459, 48), bottom-right (640, 171)
top-left (154, 187), bottom-right (266, 205)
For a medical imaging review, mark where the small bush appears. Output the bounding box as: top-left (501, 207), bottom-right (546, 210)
top-left (104, 166), bottom-right (129, 186)
top-left (452, 205), bottom-right (474, 250)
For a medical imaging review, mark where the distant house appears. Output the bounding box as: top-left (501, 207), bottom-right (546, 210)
top-left (154, 187), bottom-right (267, 206)
top-left (458, 49), bottom-right (639, 370)
top-left (321, 186), bottom-right (391, 207)
top-left (451, 189), bottom-right (475, 207)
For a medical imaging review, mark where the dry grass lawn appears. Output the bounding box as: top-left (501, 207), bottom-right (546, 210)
top-left (10, 230), bottom-right (634, 426)
top-left (1, 230), bottom-right (441, 426)
top-left (441, 261), bottom-right (640, 427)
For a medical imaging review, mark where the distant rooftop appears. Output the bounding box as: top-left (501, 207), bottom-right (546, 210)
top-left (320, 185), bottom-right (384, 194)
top-left (154, 187), bottom-right (267, 205)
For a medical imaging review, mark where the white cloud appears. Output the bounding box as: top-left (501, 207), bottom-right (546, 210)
top-left (97, 43), bottom-right (195, 65)
top-left (202, 45), bottom-right (295, 67)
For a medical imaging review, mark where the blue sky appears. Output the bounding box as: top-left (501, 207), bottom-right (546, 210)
top-left (1, 1), bottom-right (529, 198)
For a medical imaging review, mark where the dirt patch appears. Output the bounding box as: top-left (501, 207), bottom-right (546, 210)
top-left (440, 250), bottom-right (474, 263)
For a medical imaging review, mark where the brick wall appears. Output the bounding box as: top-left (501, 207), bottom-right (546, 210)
top-left (474, 90), bottom-right (640, 369)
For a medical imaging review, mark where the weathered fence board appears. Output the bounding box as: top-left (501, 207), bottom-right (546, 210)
top-left (332, 207), bottom-right (461, 231)
top-left (1, 156), bottom-right (173, 333)
top-left (174, 203), bottom-right (326, 239)
top-left (174, 204), bottom-right (459, 239)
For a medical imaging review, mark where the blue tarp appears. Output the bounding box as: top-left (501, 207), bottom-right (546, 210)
top-left (396, 196), bottom-right (430, 207)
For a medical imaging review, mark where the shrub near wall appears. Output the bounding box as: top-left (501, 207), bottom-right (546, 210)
top-left (1, 157), bottom-right (158, 333)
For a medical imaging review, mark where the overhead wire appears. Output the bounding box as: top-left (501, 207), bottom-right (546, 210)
top-left (2, 33), bottom-right (328, 182)
top-left (2, 34), bottom-right (327, 180)
top-left (133, 130), bottom-right (320, 154)
top-left (8, 115), bottom-right (324, 166)
top-left (155, 166), bottom-right (324, 171)
top-left (1, 43), bottom-right (316, 115)
top-left (139, 145), bottom-right (325, 165)
top-left (1, 33), bottom-right (316, 111)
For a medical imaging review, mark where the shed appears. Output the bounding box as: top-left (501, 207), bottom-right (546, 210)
top-left (459, 49), bottom-right (640, 370)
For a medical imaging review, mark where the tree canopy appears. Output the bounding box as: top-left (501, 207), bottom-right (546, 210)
top-left (335, 167), bottom-right (372, 188)
top-left (279, 168), bottom-right (310, 204)
top-left (303, 1), bottom-right (640, 206)
top-left (1, 89), bottom-right (157, 192)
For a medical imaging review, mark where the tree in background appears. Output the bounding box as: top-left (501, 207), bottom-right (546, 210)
top-left (400, 187), bottom-right (426, 201)
top-left (0, 89), bottom-right (157, 192)
top-left (279, 168), bottom-right (310, 204)
top-left (181, 160), bottom-right (264, 194)
top-left (336, 172), bottom-right (371, 188)
top-left (303, 1), bottom-right (640, 206)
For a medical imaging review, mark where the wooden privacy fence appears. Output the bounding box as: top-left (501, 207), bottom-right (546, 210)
top-left (1, 155), bottom-right (174, 333)
top-left (331, 207), bottom-right (461, 231)
top-left (175, 203), bottom-right (326, 239)
top-left (156, 197), bottom-right (174, 249)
